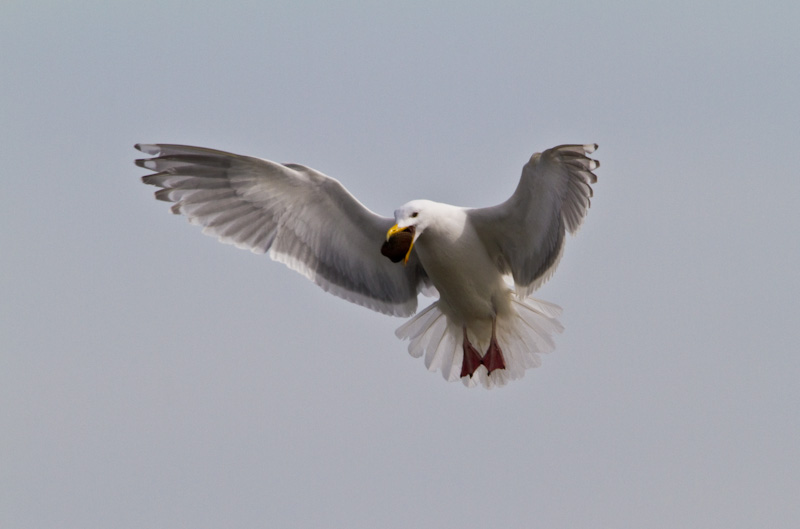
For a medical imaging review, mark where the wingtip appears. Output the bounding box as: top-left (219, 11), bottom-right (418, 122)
top-left (135, 143), bottom-right (161, 155)
top-left (134, 158), bottom-right (159, 170)
top-left (154, 188), bottom-right (174, 202)
top-left (583, 143), bottom-right (599, 154)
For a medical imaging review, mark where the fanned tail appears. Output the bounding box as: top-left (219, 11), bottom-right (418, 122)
top-left (395, 298), bottom-right (564, 388)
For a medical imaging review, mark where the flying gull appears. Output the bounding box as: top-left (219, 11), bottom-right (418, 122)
top-left (136, 143), bottom-right (599, 388)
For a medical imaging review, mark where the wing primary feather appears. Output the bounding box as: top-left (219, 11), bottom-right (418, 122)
top-left (134, 143), bottom-right (161, 155)
top-left (137, 143), bottom-right (424, 316)
top-left (468, 143), bottom-right (599, 295)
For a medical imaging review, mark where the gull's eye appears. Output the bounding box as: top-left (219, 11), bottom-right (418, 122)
top-left (411, 212), bottom-right (418, 218)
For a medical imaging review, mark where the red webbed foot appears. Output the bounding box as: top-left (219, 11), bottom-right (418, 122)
top-left (460, 328), bottom-right (483, 378)
top-left (481, 318), bottom-right (506, 374)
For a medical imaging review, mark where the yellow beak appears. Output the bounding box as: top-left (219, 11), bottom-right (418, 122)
top-left (386, 224), bottom-right (416, 265)
top-left (386, 224), bottom-right (405, 240)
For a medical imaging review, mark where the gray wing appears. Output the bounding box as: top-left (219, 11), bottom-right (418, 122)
top-left (136, 143), bottom-right (428, 316)
top-left (468, 144), bottom-right (599, 298)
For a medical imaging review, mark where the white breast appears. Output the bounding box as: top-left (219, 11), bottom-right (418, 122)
top-left (413, 205), bottom-right (511, 326)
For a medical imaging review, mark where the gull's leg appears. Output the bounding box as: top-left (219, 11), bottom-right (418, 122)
top-left (460, 327), bottom-right (483, 378)
top-left (482, 318), bottom-right (506, 374)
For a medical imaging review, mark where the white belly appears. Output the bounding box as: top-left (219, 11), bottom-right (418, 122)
top-left (414, 216), bottom-right (511, 326)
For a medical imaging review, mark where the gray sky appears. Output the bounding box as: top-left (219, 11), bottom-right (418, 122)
top-left (2, 1), bottom-right (799, 528)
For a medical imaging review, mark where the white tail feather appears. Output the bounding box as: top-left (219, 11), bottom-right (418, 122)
top-left (395, 297), bottom-right (564, 388)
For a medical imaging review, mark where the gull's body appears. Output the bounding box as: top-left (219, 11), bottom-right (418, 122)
top-left (136, 143), bottom-right (599, 388)
top-left (409, 202), bottom-right (507, 323)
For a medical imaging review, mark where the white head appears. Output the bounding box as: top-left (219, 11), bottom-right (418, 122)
top-left (385, 200), bottom-right (436, 264)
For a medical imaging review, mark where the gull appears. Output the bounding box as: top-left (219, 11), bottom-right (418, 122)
top-left (136, 143), bottom-right (599, 388)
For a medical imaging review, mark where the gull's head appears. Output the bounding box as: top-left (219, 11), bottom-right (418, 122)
top-left (384, 200), bottom-right (434, 265)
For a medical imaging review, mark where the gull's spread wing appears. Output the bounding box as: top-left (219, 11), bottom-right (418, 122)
top-left (136, 144), bottom-right (427, 316)
top-left (468, 144), bottom-right (599, 298)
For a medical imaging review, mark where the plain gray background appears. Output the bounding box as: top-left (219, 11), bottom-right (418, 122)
top-left (2, 1), bottom-right (798, 528)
